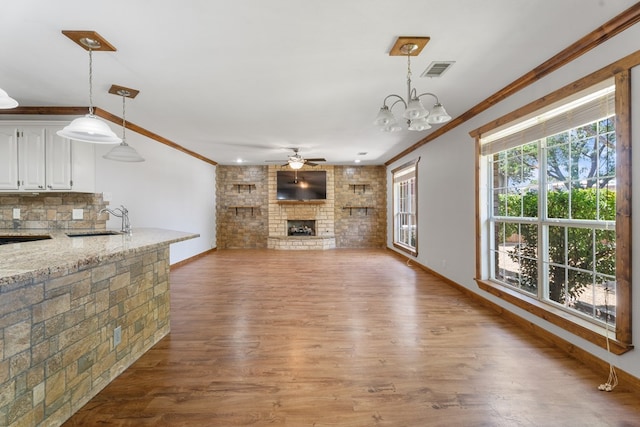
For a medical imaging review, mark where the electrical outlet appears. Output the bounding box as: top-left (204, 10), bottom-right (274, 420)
top-left (114, 326), bottom-right (122, 347)
top-left (72, 209), bottom-right (84, 220)
top-left (12, 208), bottom-right (20, 219)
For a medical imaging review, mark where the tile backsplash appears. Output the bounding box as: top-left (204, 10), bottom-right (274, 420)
top-left (0, 193), bottom-right (108, 229)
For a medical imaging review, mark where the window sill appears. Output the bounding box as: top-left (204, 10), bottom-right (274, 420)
top-left (475, 278), bottom-right (633, 355)
top-left (393, 242), bottom-right (417, 257)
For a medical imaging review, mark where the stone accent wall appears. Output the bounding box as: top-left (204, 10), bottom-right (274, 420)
top-left (334, 166), bottom-right (387, 248)
top-left (216, 166), bottom-right (268, 249)
top-left (215, 164), bottom-right (386, 249)
top-left (0, 245), bottom-right (171, 427)
top-left (0, 193), bottom-right (108, 230)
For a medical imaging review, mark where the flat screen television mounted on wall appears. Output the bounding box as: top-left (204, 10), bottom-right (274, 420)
top-left (276, 170), bottom-right (327, 200)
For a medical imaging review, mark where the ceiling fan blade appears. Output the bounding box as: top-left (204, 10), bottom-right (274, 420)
top-left (305, 158), bottom-right (326, 162)
top-left (306, 162), bottom-right (318, 166)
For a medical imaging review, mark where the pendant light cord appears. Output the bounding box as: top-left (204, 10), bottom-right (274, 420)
top-left (121, 94), bottom-right (127, 143)
top-left (88, 48), bottom-right (94, 115)
top-left (406, 51), bottom-right (413, 101)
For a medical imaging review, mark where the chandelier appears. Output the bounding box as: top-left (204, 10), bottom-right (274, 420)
top-left (374, 40), bottom-right (451, 132)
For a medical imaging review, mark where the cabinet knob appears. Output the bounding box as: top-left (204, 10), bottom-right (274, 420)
top-left (47, 185), bottom-right (52, 189)
top-left (38, 185), bottom-right (44, 189)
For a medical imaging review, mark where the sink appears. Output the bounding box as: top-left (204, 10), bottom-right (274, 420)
top-left (0, 235), bottom-right (52, 245)
top-left (66, 231), bottom-right (123, 237)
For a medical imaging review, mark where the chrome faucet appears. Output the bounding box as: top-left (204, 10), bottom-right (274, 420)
top-left (99, 205), bottom-right (131, 235)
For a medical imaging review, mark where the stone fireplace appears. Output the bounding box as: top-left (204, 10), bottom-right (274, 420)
top-left (287, 220), bottom-right (315, 236)
top-left (267, 165), bottom-right (336, 250)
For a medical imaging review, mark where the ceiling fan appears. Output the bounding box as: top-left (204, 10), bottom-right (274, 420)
top-left (266, 148), bottom-right (326, 169)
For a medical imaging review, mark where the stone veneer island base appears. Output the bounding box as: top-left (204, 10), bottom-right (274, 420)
top-left (0, 228), bottom-right (198, 427)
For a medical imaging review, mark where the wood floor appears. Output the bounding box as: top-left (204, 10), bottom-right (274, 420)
top-left (64, 249), bottom-right (640, 426)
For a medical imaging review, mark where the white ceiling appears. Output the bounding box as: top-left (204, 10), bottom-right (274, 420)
top-left (1, 0), bottom-right (637, 165)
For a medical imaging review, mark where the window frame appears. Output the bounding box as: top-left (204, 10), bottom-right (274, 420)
top-left (392, 158), bottom-right (420, 256)
top-left (470, 54), bottom-right (635, 355)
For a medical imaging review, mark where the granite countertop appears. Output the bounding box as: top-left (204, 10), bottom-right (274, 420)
top-left (0, 228), bottom-right (199, 285)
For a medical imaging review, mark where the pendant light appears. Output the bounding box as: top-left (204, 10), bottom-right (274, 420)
top-left (0, 88), bottom-right (18, 109)
top-left (57, 31), bottom-right (121, 144)
top-left (103, 85), bottom-right (145, 162)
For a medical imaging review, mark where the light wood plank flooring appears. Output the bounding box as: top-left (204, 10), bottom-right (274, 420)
top-left (64, 249), bottom-right (640, 426)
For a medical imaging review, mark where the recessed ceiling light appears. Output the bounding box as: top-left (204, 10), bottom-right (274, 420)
top-left (237, 158), bottom-right (243, 163)
top-left (354, 159), bottom-right (361, 163)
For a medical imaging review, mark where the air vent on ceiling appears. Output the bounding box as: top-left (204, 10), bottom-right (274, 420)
top-left (420, 61), bottom-right (455, 78)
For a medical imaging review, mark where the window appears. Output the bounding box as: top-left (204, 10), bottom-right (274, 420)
top-left (471, 64), bottom-right (633, 354)
top-left (393, 158), bottom-right (419, 255)
top-left (487, 84), bottom-right (616, 323)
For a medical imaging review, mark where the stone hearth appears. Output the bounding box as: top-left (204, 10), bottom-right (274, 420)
top-left (267, 235), bottom-right (336, 250)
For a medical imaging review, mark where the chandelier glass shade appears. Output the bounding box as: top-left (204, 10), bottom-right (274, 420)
top-left (374, 43), bottom-right (451, 132)
top-left (57, 48), bottom-right (121, 144)
top-left (0, 88), bottom-right (18, 109)
top-left (103, 89), bottom-right (145, 162)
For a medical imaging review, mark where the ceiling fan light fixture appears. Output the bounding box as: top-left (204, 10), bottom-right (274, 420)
top-left (374, 36), bottom-right (452, 132)
top-left (0, 88), bottom-right (19, 109)
top-left (288, 158), bottom-right (305, 169)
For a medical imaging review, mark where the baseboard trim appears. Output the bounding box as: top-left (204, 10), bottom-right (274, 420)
top-left (386, 247), bottom-right (640, 394)
top-left (170, 248), bottom-right (217, 269)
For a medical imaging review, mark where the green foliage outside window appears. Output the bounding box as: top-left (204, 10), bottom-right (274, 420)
top-left (497, 188), bottom-right (616, 305)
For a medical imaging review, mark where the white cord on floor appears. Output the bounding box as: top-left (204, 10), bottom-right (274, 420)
top-left (598, 285), bottom-right (618, 392)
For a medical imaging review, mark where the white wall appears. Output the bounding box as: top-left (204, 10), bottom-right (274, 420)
top-left (387, 24), bottom-right (640, 378)
top-left (94, 131), bottom-right (216, 265)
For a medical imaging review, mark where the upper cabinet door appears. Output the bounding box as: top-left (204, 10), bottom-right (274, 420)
top-left (0, 122), bottom-right (94, 193)
top-left (18, 127), bottom-right (47, 190)
top-left (0, 127), bottom-right (19, 190)
top-left (45, 127), bottom-right (73, 190)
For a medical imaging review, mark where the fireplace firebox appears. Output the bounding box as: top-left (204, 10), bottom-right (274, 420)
top-left (287, 220), bottom-right (316, 236)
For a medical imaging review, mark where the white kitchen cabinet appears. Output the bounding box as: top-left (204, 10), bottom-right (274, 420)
top-left (18, 127), bottom-right (47, 190)
top-left (0, 127), bottom-right (19, 190)
top-left (44, 126), bottom-right (73, 190)
top-left (0, 122), bottom-right (95, 193)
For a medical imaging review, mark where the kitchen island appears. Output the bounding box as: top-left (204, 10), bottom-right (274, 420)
top-left (0, 228), bottom-right (198, 427)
